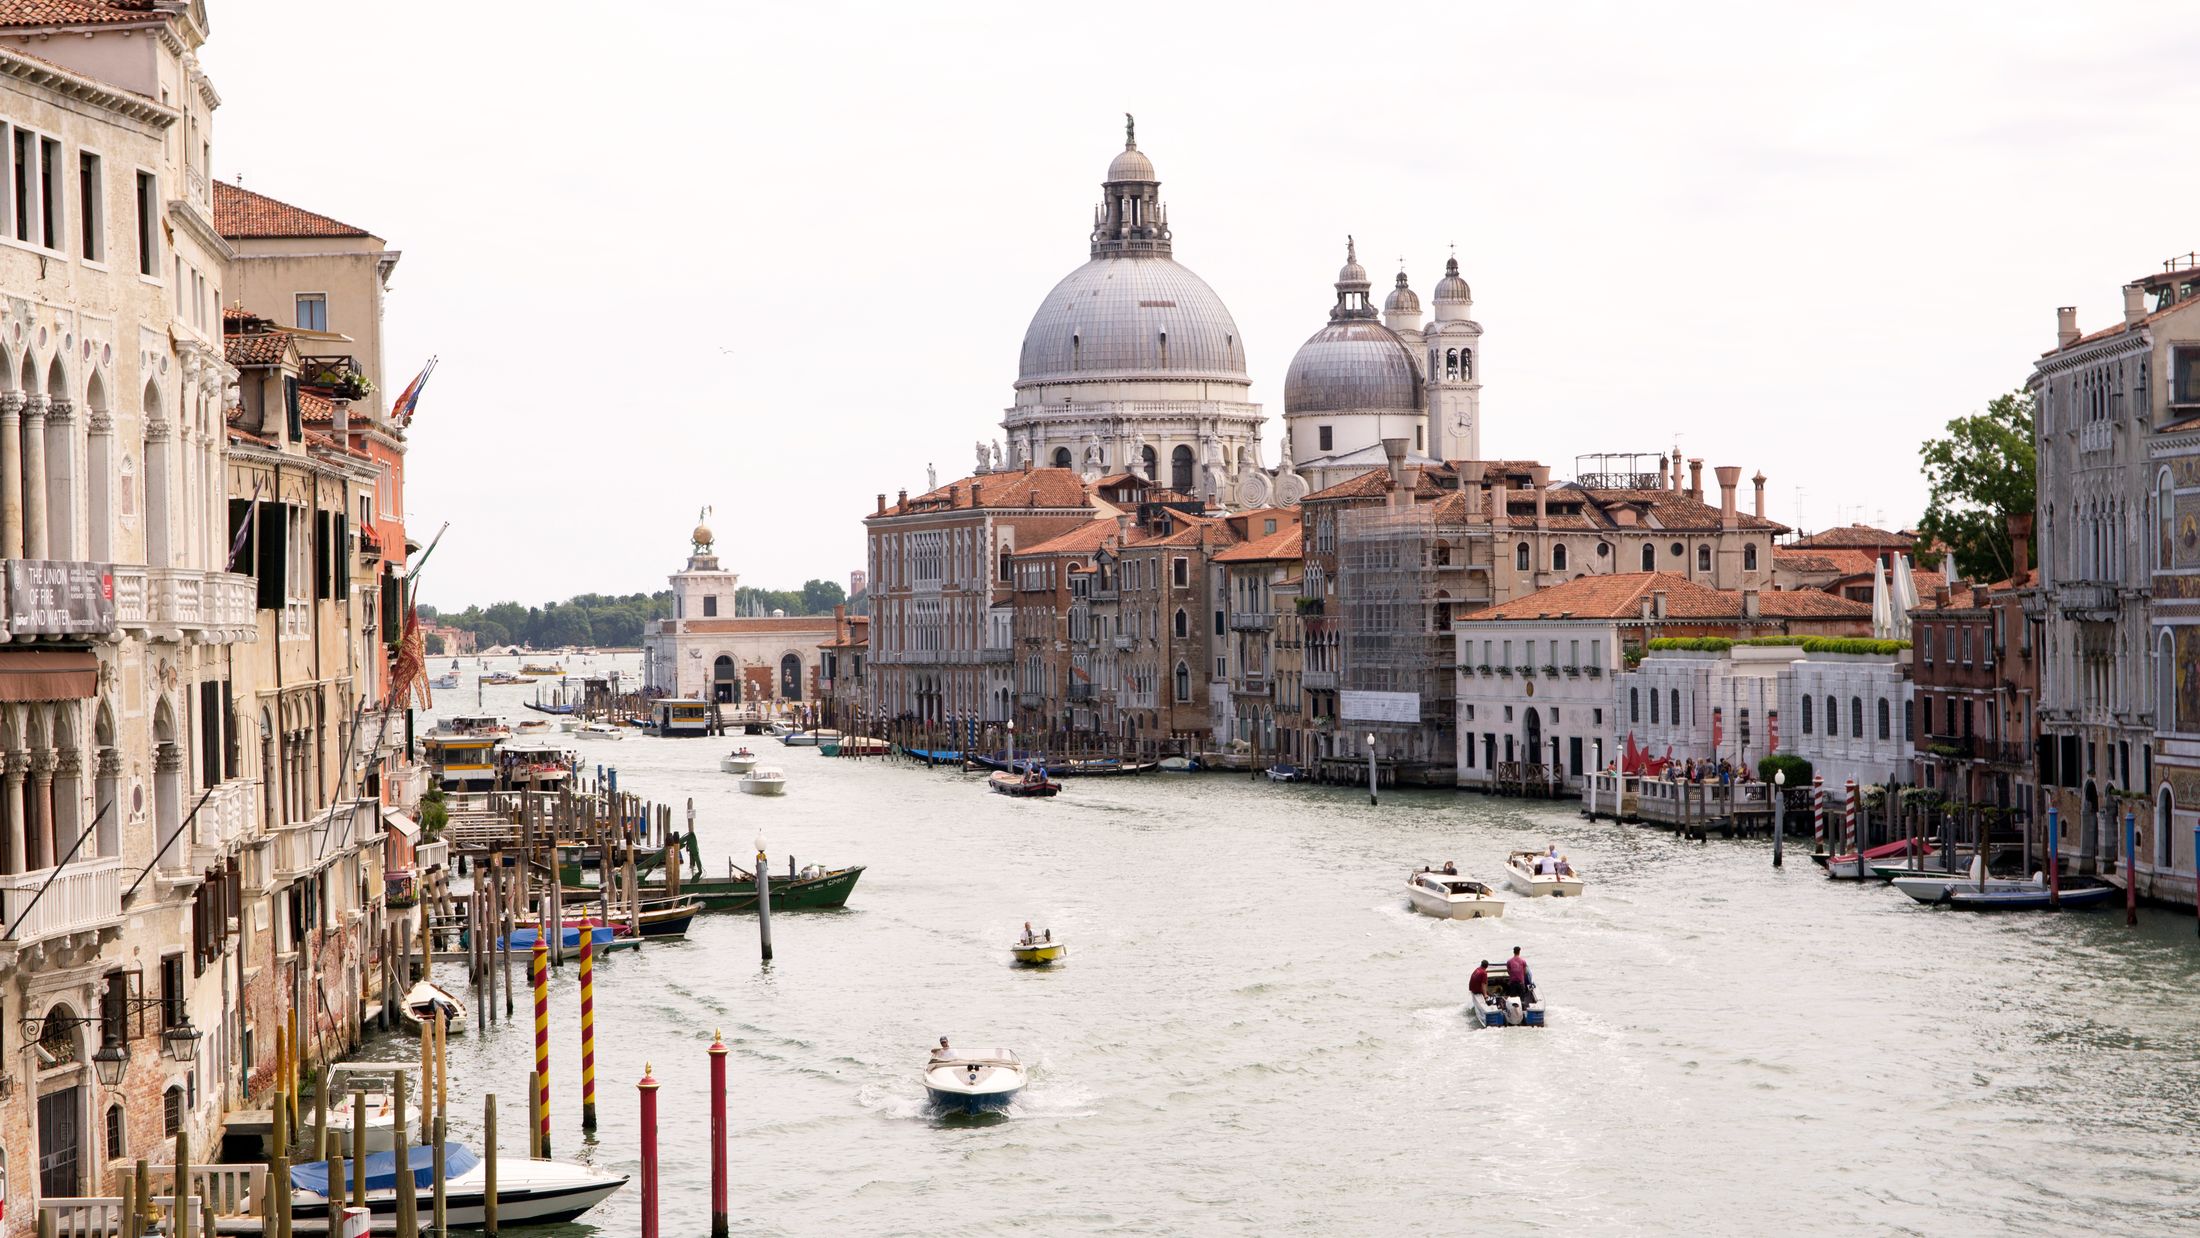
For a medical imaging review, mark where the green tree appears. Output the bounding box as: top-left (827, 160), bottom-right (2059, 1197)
top-left (424, 632), bottom-right (446, 656)
top-left (1917, 389), bottom-right (2035, 583)
top-left (800, 578), bottom-right (847, 615)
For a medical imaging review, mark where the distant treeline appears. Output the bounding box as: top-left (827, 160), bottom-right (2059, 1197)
top-left (421, 580), bottom-right (857, 649)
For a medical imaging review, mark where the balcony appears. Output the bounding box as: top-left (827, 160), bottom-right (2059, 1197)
top-left (1113, 635), bottom-right (1135, 651)
top-left (981, 643), bottom-right (1013, 664)
top-left (1229, 613), bottom-right (1275, 632)
top-left (358, 525), bottom-right (385, 561)
top-left (187, 781), bottom-right (259, 870)
top-left (1, 559), bottom-right (117, 638)
top-left (1017, 692), bottom-right (1047, 711)
top-left (0, 855), bottom-right (123, 959)
top-left (1067, 682), bottom-right (1094, 702)
top-left (2056, 581), bottom-right (2118, 621)
top-left (1303, 670), bottom-right (1337, 690)
top-left (112, 567), bottom-right (257, 643)
top-left (1986, 741), bottom-right (2031, 767)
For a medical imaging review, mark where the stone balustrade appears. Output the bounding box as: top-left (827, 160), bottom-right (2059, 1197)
top-left (0, 854), bottom-right (122, 952)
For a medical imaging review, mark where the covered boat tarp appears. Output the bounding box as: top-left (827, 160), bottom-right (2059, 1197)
top-left (502, 925), bottom-right (620, 950)
top-left (291, 1142), bottom-right (480, 1196)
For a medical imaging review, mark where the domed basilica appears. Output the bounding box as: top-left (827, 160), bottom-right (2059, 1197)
top-left (981, 120), bottom-right (1484, 507)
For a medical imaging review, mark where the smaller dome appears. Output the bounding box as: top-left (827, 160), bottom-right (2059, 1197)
top-left (1384, 270), bottom-right (1420, 315)
top-left (1107, 143), bottom-right (1156, 182)
top-left (1337, 236), bottom-right (1369, 289)
top-left (1433, 255), bottom-right (1471, 303)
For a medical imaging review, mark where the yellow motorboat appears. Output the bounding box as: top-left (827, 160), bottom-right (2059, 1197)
top-left (521, 663), bottom-right (566, 677)
top-left (1011, 934), bottom-right (1066, 966)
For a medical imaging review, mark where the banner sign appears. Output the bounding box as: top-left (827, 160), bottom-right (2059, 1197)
top-left (5, 560), bottom-right (115, 636)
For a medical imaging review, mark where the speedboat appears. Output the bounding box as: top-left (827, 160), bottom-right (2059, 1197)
top-left (1818, 838), bottom-right (1929, 880)
top-left (923, 1049), bottom-right (1027, 1114)
top-left (1265, 762), bottom-right (1305, 783)
top-left (740, 767), bottom-right (788, 796)
top-left (721, 748), bottom-right (759, 774)
top-left (575, 722), bottom-right (624, 741)
top-left (1011, 932), bottom-right (1066, 966)
top-left (781, 728), bottom-right (841, 748)
top-left (431, 672), bottom-right (461, 691)
top-left (397, 980), bottom-right (466, 1036)
top-left (320, 1072), bottom-right (403, 1152)
top-left (988, 769), bottom-right (1061, 798)
top-left (1468, 977), bottom-right (1546, 1027)
top-left (1503, 851), bottom-right (1585, 898)
top-left (1157, 755), bottom-right (1199, 772)
top-left (1406, 870), bottom-right (1505, 919)
top-left (290, 1142), bottom-right (626, 1227)
top-left (1867, 853), bottom-right (1966, 882)
top-left (1894, 859), bottom-right (2120, 910)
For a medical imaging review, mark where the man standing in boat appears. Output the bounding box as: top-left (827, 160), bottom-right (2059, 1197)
top-left (1506, 947), bottom-right (1536, 1004)
top-left (932, 1036), bottom-right (954, 1060)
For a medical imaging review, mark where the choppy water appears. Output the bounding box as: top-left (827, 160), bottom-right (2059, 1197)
top-left (382, 657), bottom-right (2200, 1236)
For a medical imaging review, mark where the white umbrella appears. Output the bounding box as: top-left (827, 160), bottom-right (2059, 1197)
top-left (1870, 559), bottom-right (1893, 640)
top-left (1891, 554), bottom-right (1917, 639)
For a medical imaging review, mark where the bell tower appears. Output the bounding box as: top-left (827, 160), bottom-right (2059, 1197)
top-left (1425, 253), bottom-right (1483, 461)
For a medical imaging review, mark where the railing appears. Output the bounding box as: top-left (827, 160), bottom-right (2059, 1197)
top-left (2056, 581), bottom-right (2117, 618)
top-left (2079, 421), bottom-right (2113, 454)
top-left (981, 645), bottom-right (1012, 664)
top-left (1229, 613), bottom-right (1275, 631)
top-left (1987, 741), bottom-right (2031, 766)
top-left (188, 781), bottom-right (258, 867)
top-left (0, 855), bottom-right (122, 949)
top-left (111, 563), bottom-right (147, 628)
top-left (1017, 692), bottom-right (1046, 710)
top-left (1113, 636), bottom-right (1135, 651)
top-left (1303, 670), bottom-right (1337, 690)
top-left (1067, 683), bottom-right (1094, 701)
top-left (297, 355), bottom-right (365, 389)
top-left (43, 1195), bottom-right (203, 1238)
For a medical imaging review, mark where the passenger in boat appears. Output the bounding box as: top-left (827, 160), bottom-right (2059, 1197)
top-left (1506, 947), bottom-right (1536, 1002)
top-left (1557, 855), bottom-right (1576, 877)
top-left (1536, 850), bottom-right (1559, 877)
top-left (1468, 961), bottom-right (1490, 997)
top-left (1021, 921), bottom-right (1035, 945)
top-left (1442, 861), bottom-right (1458, 875)
top-left (932, 1037), bottom-right (953, 1060)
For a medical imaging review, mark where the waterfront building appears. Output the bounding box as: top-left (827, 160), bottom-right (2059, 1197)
top-left (863, 469), bottom-right (1098, 725)
top-left (1787, 647), bottom-right (1915, 794)
top-left (2151, 388), bottom-right (2200, 904)
top-left (1908, 533), bottom-right (2039, 832)
top-left (2030, 255), bottom-right (2200, 874)
top-left (1106, 503), bottom-right (1238, 750)
top-left (1008, 518), bottom-right (1117, 740)
top-left (1000, 123), bottom-right (1268, 502)
top-left (640, 520), bottom-right (833, 707)
top-left (1459, 573), bottom-right (1872, 791)
top-left (816, 605), bottom-right (868, 734)
top-left (1212, 512), bottom-right (1300, 756)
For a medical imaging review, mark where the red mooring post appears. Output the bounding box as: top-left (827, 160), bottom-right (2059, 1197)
top-left (637, 1063), bottom-right (660, 1238)
top-left (709, 1031), bottom-right (729, 1238)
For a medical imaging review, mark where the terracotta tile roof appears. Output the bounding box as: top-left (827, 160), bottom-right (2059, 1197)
top-left (300, 390), bottom-right (335, 425)
top-left (1461, 572), bottom-right (1870, 622)
top-left (1018, 518), bottom-right (1122, 558)
top-left (212, 180), bottom-right (372, 240)
top-left (224, 331), bottom-right (291, 367)
top-left (1774, 548), bottom-right (1880, 578)
top-left (2057, 293), bottom-right (2200, 352)
top-left (877, 468), bottom-right (1093, 517)
top-left (1574, 488), bottom-right (1786, 533)
top-left (1426, 490), bottom-right (1481, 521)
top-left (0, 2), bottom-right (157, 27)
top-left (1787, 524), bottom-right (1913, 550)
top-left (2159, 412), bottom-right (2200, 434)
top-left (1213, 524), bottom-right (1303, 563)
top-left (1303, 466), bottom-right (1446, 503)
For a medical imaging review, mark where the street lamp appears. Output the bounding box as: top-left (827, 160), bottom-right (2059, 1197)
top-left (1366, 733), bottom-right (1378, 807)
top-left (1772, 768), bottom-right (1788, 868)
top-left (92, 1035), bottom-right (129, 1087)
top-left (162, 1022), bottom-right (201, 1063)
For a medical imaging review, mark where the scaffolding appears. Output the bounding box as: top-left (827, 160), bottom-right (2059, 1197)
top-left (1334, 503), bottom-right (1491, 779)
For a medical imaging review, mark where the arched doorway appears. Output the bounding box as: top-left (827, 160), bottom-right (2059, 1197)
top-left (779, 654), bottom-right (803, 701)
top-left (2159, 786), bottom-right (2175, 869)
top-left (36, 1002), bottom-right (86, 1197)
top-left (1523, 707), bottom-right (1543, 770)
top-left (2081, 780), bottom-right (2100, 871)
top-left (712, 655), bottom-right (738, 704)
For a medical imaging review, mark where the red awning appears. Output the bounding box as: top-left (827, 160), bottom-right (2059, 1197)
top-left (0, 649), bottom-right (99, 701)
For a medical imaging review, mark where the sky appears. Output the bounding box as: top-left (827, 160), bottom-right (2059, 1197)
top-left (200, 1), bottom-right (2200, 610)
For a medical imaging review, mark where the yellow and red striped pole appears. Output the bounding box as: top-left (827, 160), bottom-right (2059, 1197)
top-left (579, 925), bottom-right (597, 1131)
top-left (531, 937), bottom-right (551, 1157)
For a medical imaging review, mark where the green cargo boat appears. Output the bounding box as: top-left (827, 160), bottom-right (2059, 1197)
top-left (680, 865), bottom-right (864, 912)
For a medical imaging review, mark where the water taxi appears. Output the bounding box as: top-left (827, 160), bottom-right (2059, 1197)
top-left (651, 697), bottom-right (712, 738)
top-left (431, 671), bottom-right (461, 691)
top-left (514, 719), bottom-right (551, 735)
top-left (721, 747), bottom-right (759, 773)
top-left (422, 714), bottom-right (508, 791)
top-left (739, 767), bottom-right (788, 796)
top-left (923, 1047), bottom-right (1026, 1114)
top-left (1406, 869), bottom-right (1505, 919)
top-left (988, 769), bottom-right (1061, 798)
top-left (1503, 850), bottom-right (1585, 897)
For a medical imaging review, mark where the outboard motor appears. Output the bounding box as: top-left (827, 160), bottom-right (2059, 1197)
top-left (1503, 995), bottom-right (1525, 1026)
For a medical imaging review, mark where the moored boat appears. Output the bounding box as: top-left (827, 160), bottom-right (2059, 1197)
top-left (1264, 762), bottom-right (1305, 783)
top-left (740, 767), bottom-right (788, 796)
top-left (781, 728), bottom-right (842, 748)
top-left (397, 980), bottom-right (467, 1035)
top-left (1818, 838), bottom-right (1930, 880)
top-left (1406, 869), bottom-right (1505, 919)
top-left (1503, 850), bottom-right (1585, 898)
top-left (988, 769), bottom-right (1061, 797)
top-left (290, 1142), bottom-right (626, 1228)
top-left (1893, 861), bottom-right (2119, 910)
top-left (1157, 755), bottom-right (1199, 773)
top-left (923, 1048), bottom-right (1027, 1114)
top-left (679, 864), bottom-right (864, 912)
top-left (1867, 853), bottom-right (1966, 882)
top-left (721, 748), bottom-right (759, 773)
top-left (822, 735), bottom-right (890, 757)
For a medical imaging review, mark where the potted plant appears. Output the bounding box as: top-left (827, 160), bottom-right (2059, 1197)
top-left (331, 372), bottom-right (376, 401)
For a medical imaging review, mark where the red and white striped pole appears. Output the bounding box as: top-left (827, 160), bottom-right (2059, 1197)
top-left (531, 938), bottom-right (551, 1157)
top-left (1844, 778), bottom-right (1860, 863)
top-left (708, 1031), bottom-right (729, 1238)
top-left (637, 1062), bottom-right (659, 1238)
top-left (1811, 774), bottom-right (1825, 853)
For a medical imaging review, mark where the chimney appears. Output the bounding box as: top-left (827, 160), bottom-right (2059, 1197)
top-left (2007, 512), bottom-right (2034, 577)
top-left (1657, 455), bottom-right (1670, 489)
top-left (1742, 587), bottom-right (1760, 620)
top-left (1652, 588), bottom-right (1669, 619)
top-left (1116, 513), bottom-right (1131, 541)
top-left (1688, 458), bottom-right (1704, 501)
top-left (1671, 448), bottom-right (1683, 491)
top-left (897, 489), bottom-right (908, 510)
top-left (833, 602), bottom-right (847, 641)
top-left (1716, 465), bottom-right (1740, 529)
top-left (1933, 583), bottom-right (1951, 607)
top-left (2056, 306), bottom-right (2080, 349)
top-left (876, 493), bottom-right (887, 515)
top-left (1492, 481), bottom-right (1509, 530)
top-left (332, 397), bottom-right (351, 440)
top-left (2124, 284), bottom-right (2147, 328)
top-left (1752, 471), bottom-right (1766, 519)
top-left (1534, 483), bottom-right (1548, 530)
top-left (1383, 437), bottom-right (1409, 510)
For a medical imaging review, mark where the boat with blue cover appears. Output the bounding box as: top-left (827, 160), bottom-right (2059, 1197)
top-left (289, 1142), bottom-right (626, 1227)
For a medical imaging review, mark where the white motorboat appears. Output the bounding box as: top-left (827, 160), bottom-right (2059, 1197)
top-left (320, 1068), bottom-right (405, 1152)
top-left (720, 748), bottom-right (759, 774)
top-left (289, 1142), bottom-right (626, 1228)
top-left (923, 1048), bottom-right (1027, 1113)
top-left (513, 719), bottom-right (550, 735)
top-left (430, 672), bottom-right (461, 691)
top-left (574, 722), bottom-right (624, 741)
top-left (1405, 870), bottom-right (1505, 919)
top-left (739, 767), bottom-right (788, 796)
top-left (780, 728), bottom-right (842, 748)
top-left (1503, 850), bottom-right (1585, 898)
top-left (1468, 981), bottom-right (1546, 1027)
top-left (397, 980), bottom-right (466, 1036)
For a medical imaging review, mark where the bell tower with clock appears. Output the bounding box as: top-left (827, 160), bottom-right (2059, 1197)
top-left (1424, 253), bottom-right (1483, 461)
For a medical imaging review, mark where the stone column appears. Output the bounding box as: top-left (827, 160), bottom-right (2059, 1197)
top-left (144, 417), bottom-right (173, 568)
top-left (155, 741), bottom-right (183, 871)
top-left (44, 397), bottom-right (74, 561)
top-left (86, 410), bottom-right (113, 562)
top-left (4, 750), bottom-right (27, 874)
top-left (29, 748), bottom-right (55, 871)
top-left (0, 392), bottom-right (23, 559)
top-left (21, 394), bottom-right (48, 560)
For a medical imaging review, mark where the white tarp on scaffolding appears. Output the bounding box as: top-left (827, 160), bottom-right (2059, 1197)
top-left (1341, 690), bottom-right (1420, 723)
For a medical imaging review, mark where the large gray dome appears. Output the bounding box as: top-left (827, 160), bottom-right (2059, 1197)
top-left (1283, 319), bottom-right (1422, 415)
top-left (1016, 255), bottom-right (1250, 389)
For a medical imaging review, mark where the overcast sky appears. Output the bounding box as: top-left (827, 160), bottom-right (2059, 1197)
top-left (202, 1), bottom-right (2200, 610)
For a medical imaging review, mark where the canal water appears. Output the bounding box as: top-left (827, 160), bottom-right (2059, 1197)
top-left (390, 658), bottom-right (2200, 1236)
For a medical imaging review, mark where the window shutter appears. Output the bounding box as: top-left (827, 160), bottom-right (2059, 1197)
top-left (334, 513), bottom-right (350, 599)
top-left (226, 498), bottom-right (255, 575)
top-left (314, 510), bottom-right (331, 601)
top-left (199, 681), bottom-right (222, 788)
top-left (284, 376), bottom-right (302, 442)
top-left (383, 565), bottom-right (402, 644)
top-left (255, 502), bottom-right (285, 610)
top-left (221, 680), bottom-right (236, 779)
